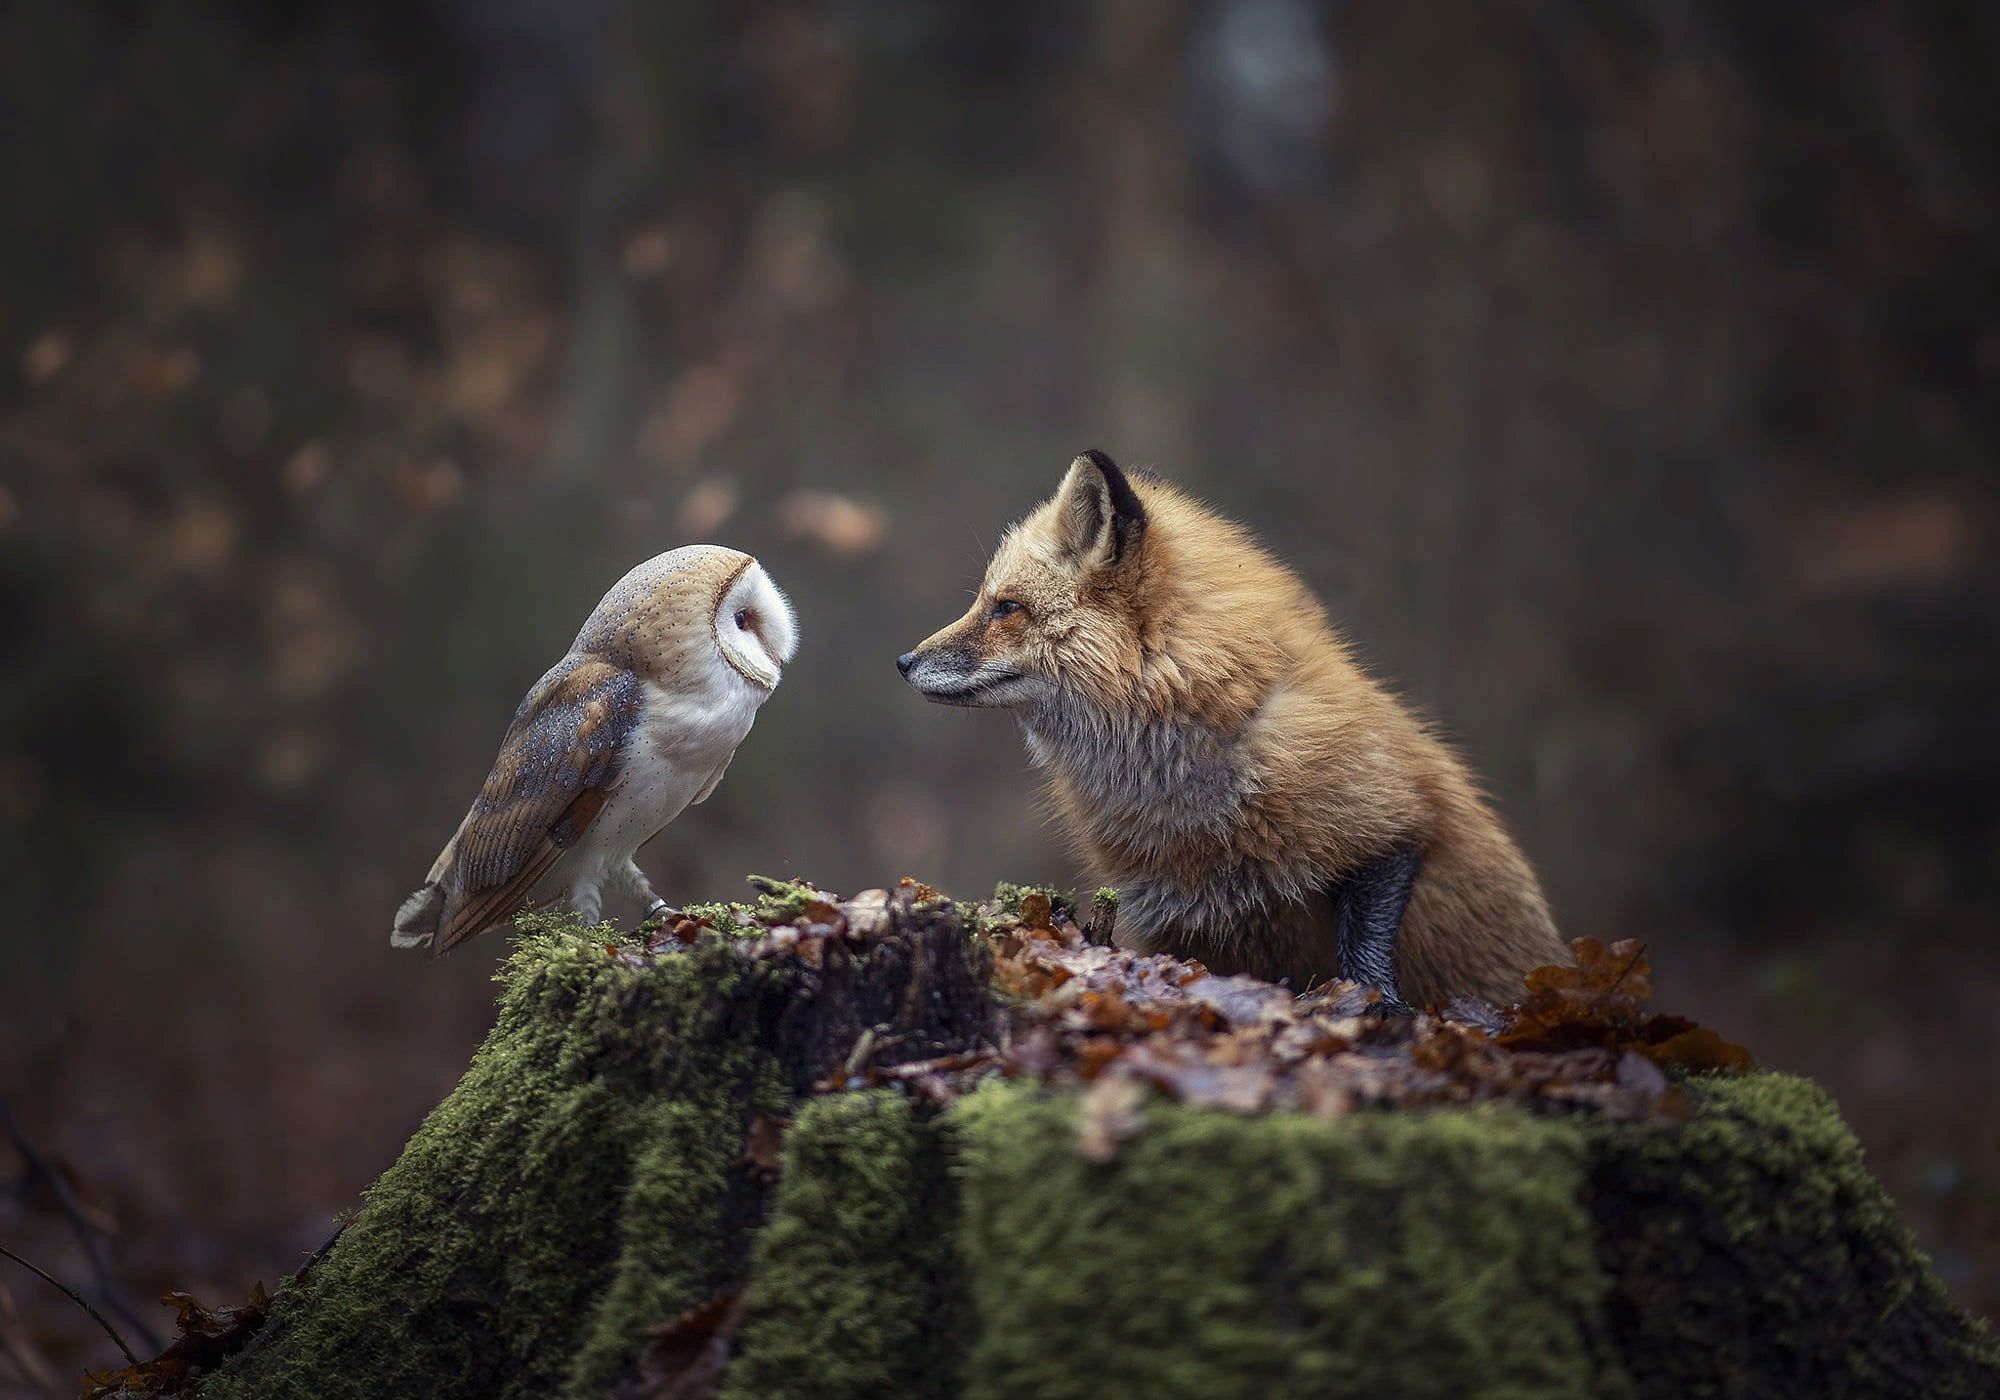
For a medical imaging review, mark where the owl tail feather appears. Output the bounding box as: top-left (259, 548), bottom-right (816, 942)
top-left (392, 883), bottom-right (444, 949)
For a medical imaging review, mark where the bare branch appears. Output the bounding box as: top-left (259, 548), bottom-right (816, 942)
top-left (0, 1244), bottom-right (139, 1369)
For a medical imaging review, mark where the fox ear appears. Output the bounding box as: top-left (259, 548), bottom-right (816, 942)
top-left (1053, 449), bottom-right (1147, 569)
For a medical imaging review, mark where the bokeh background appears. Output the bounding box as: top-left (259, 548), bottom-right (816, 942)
top-left (3, 0), bottom-right (1997, 1383)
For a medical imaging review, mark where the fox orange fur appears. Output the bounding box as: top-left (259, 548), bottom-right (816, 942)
top-left (898, 450), bottom-right (1568, 1008)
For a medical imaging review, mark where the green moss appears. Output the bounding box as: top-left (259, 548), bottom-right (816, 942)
top-left (205, 918), bottom-right (786, 1400)
top-left (559, 1096), bottom-right (766, 1396)
top-left (948, 1081), bottom-right (1631, 1400)
top-left (1586, 1071), bottom-right (2000, 1399)
top-left (678, 899), bottom-right (759, 934)
top-left (722, 1093), bottom-right (966, 1399)
top-left (1093, 886), bottom-right (1120, 906)
top-left (744, 874), bottom-right (823, 921)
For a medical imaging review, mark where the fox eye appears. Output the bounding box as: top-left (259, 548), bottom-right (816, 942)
top-left (989, 598), bottom-right (1026, 620)
top-left (734, 608), bottom-right (751, 630)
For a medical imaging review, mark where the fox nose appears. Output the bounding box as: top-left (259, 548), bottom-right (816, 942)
top-left (896, 650), bottom-right (919, 678)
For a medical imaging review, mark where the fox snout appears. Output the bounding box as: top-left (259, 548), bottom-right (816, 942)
top-left (896, 634), bottom-right (983, 704)
top-left (897, 619), bottom-right (1039, 708)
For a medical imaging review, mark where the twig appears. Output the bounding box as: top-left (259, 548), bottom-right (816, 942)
top-left (0, 1100), bottom-right (164, 1352)
top-left (841, 1027), bottom-right (879, 1080)
top-left (814, 1047), bottom-right (996, 1094)
top-left (297, 1214), bottom-right (351, 1279)
top-left (863, 1049), bottom-right (998, 1083)
top-left (226, 1211), bottom-right (353, 1373)
top-left (0, 1245), bottom-right (139, 1368)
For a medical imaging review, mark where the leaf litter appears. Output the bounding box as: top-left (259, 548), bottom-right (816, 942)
top-left (652, 878), bottom-right (1753, 1162)
top-left (79, 1285), bottom-right (270, 1398)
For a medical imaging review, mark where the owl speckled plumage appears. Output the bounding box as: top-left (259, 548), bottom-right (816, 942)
top-left (393, 545), bottom-right (797, 954)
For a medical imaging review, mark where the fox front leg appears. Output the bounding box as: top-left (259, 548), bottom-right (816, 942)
top-left (1333, 843), bottom-right (1421, 1014)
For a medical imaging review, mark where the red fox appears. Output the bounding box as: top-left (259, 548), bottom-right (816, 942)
top-left (897, 450), bottom-right (1568, 1008)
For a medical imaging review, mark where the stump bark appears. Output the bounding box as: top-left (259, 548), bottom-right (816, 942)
top-left (199, 888), bottom-right (1998, 1400)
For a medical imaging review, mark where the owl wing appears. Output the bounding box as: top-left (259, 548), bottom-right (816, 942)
top-left (427, 655), bottom-right (645, 954)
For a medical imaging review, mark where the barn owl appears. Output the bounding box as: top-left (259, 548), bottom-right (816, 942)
top-left (392, 545), bottom-right (797, 954)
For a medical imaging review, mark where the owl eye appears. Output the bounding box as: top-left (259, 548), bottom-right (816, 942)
top-left (734, 608), bottom-right (751, 630)
top-left (989, 598), bottom-right (1025, 620)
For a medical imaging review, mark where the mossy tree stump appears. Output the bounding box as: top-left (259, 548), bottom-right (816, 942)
top-left (201, 888), bottom-right (1997, 1400)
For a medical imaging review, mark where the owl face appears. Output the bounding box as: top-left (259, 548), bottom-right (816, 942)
top-left (713, 559), bottom-right (797, 691)
top-left (576, 546), bottom-right (797, 693)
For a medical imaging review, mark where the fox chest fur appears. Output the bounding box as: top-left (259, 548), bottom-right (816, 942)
top-left (1020, 689), bottom-right (1413, 999)
top-left (1020, 703), bottom-right (1292, 930)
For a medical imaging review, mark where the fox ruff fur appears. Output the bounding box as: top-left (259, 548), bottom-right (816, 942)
top-left (899, 450), bottom-right (1569, 1008)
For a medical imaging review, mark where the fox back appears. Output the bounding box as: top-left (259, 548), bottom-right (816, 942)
top-left (898, 451), bottom-right (1568, 1007)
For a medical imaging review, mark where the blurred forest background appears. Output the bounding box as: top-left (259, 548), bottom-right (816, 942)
top-left (3, 0), bottom-right (1997, 1384)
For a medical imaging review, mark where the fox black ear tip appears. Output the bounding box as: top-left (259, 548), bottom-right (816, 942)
top-left (1074, 448), bottom-right (1120, 476)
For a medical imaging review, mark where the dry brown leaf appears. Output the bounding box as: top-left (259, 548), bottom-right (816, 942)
top-left (615, 1290), bottom-right (748, 1400)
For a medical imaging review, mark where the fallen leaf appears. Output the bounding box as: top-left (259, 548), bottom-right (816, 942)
top-left (81, 1283), bottom-right (270, 1398)
top-left (616, 1290), bottom-right (747, 1400)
